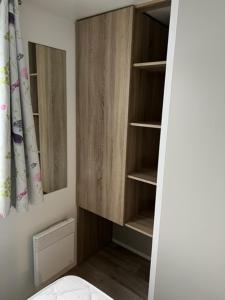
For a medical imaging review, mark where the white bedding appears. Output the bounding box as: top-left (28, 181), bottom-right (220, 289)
top-left (28, 276), bottom-right (113, 300)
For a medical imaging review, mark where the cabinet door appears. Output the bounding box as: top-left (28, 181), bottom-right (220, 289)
top-left (76, 6), bottom-right (134, 225)
top-left (36, 45), bottom-right (67, 193)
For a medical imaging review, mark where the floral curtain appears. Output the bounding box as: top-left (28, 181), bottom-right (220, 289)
top-left (0, 0), bottom-right (43, 218)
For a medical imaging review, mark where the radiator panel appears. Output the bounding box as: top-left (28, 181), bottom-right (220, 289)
top-left (33, 218), bottom-right (75, 287)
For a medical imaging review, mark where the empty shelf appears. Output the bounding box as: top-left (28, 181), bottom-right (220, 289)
top-left (33, 113), bottom-right (39, 116)
top-left (125, 210), bottom-right (154, 237)
top-left (30, 73), bottom-right (38, 76)
top-left (128, 169), bottom-right (157, 185)
top-left (133, 61), bottom-right (166, 71)
top-left (130, 121), bottom-right (161, 129)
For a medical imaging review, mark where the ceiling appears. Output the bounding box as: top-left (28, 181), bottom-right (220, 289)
top-left (26, 0), bottom-right (143, 21)
top-left (26, 0), bottom-right (171, 24)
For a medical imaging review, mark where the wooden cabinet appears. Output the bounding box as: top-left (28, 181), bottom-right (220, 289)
top-left (76, 0), bottom-right (171, 266)
top-left (76, 2), bottom-right (170, 231)
top-left (29, 43), bottom-right (67, 194)
top-left (124, 7), bottom-right (169, 236)
top-left (76, 6), bottom-right (134, 224)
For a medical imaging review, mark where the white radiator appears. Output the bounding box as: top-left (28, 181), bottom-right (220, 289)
top-left (33, 218), bottom-right (75, 288)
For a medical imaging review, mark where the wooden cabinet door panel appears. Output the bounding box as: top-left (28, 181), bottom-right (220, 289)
top-left (76, 7), bottom-right (134, 224)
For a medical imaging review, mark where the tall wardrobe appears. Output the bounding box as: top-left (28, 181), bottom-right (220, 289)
top-left (76, 0), bottom-right (171, 288)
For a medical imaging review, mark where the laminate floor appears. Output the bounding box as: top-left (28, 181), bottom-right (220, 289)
top-left (66, 243), bottom-right (150, 300)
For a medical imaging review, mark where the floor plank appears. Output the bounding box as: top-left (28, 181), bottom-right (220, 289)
top-left (66, 243), bottom-right (150, 300)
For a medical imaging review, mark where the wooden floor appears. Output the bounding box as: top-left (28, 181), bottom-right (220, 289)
top-left (67, 243), bottom-right (150, 300)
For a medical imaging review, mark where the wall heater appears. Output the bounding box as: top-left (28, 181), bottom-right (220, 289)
top-left (33, 218), bottom-right (75, 287)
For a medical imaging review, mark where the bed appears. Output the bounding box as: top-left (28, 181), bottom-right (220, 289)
top-left (28, 276), bottom-right (113, 300)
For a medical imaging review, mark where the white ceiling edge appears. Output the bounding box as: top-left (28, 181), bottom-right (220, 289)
top-left (25, 0), bottom-right (144, 21)
top-left (25, 0), bottom-right (170, 23)
top-left (24, 0), bottom-right (170, 26)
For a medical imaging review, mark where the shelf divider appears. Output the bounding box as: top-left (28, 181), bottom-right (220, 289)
top-left (133, 61), bottom-right (166, 71)
top-left (125, 210), bottom-right (154, 237)
top-left (128, 168), bottom-right (157, 186)
top-left (130, 121), bottom-right (161, 129)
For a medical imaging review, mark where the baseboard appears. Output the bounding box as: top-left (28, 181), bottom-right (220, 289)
top-left (112, 238), bottom-right (151, 261)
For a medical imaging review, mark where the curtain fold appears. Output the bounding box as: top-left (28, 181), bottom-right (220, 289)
top-left (0, 0), bottom-right (43, 218)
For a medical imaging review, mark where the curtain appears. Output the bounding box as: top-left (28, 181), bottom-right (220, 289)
top-left (0, 0), bottom-right (43, 218)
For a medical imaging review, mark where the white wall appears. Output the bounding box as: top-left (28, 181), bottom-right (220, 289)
top-left (0, 2), bottom-right (76, 300)
top-left (150, 0), bottom-right (225, 299)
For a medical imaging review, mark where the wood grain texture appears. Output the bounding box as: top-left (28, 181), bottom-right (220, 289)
top-left (130, 121), bottom-right (161, 129)
top-left (128, 168), bottom-right (157, 185)
top-left (133, 12), bottom-right (168, 63)
top-left (133, 60), bottom-right (166, 71)
top-left (33, 115), bottom-right (40, 151)
top-left (124, 180), bottom-right (156, 222)
top-left (68, 243), bottom-right (150, 300)
top-left (124, 12), bottom-right (168, 228)
top-left (126, 127), bottom-right (160, 176)
top-left (36, 44), bottom-right (67, 193)
top-left (28, 42), bottom-right (37, 74)
top-left (129, 71), bottom-right (165, 123)
top-left (125, 210), bottom-right (154, 237)
top-left (77, 208), bottom-right (113, 264)
top-left (76, 7), bottom-right (134, 225)
top-left (30, 76), bottom-right (39, 113)
top-left (136, 0), bottom-right (171, 12)
top-left (129, 12), bottom-right (168, 123)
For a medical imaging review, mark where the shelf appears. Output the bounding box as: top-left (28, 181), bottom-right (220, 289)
top-left (125, 210), bottom-right (154, 237)
top-left (30, 73), bottom-right (38, 77)
top-left (133, 61), bottom-right (166, 72)
top-left (33, 113), bottom-right (39, 116)
top-left (128, 168), bottom-right (157, 185)
top-left (130, 121), bottom-right (161, 129)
